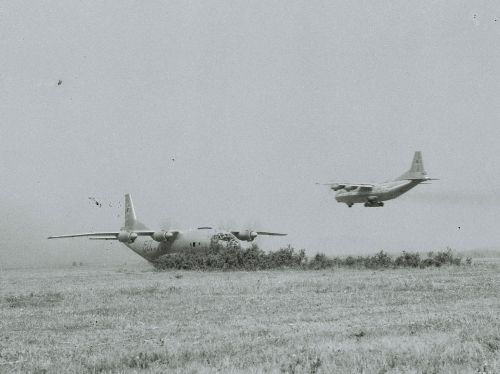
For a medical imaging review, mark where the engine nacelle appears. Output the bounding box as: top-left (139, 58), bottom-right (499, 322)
top-left (117, 231), bottom-right (138, 243)
top-left (344, 185), bottom-right (357, 191)
top-left (330, 184), bottom-right (343, 191)
top-left (234, 230), bottom-right (258, 242)
top-left (152, 231), bottom-right (173, 242)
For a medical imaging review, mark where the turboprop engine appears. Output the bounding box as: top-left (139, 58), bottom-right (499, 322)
top-left (331, 184), bottom-right (356, 191)
top-left (117, 231), bottom-right (138, 243)
top-left (233, 230), bottom-right (258, 242)
top-left (152, 231), bottom-right (174, 242)
top-left (330, 184), bottom-right (343, 191)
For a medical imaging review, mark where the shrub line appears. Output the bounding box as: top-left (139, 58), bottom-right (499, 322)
top-left (153, 245), bottom-right (469, 271)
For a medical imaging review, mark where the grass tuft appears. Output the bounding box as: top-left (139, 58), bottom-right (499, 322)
top-left (119, 284), bottom-right (160, 296)
top-left (478, 335), bottom-right (500, 352)
top-left (123, 351), bottom-right (165, 369)
top-left (4, 292), bottom-right (63, 308)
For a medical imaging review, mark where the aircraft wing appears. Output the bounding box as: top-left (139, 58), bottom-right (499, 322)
top-left (317, 182), bottom-right (374, 191)
top-left (229, 230), bottom-right (287, 241)
top-left (254, 231), bottom-right (287, 236)
top-left (48, 232), bottom-right (121, 239)
top-left (48, 230), bottom-right (159, 239)
top-left (229, 231), bottom-right (287, 237)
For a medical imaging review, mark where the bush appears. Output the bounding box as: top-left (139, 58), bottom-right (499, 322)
top-left (420, 248), bottom-right (462, 268)
top-left (366, 251), bottom-right (393, 268)
top-left (308, 253), bottom-right (333, 270)
top-left (268, 245), bottom-right (306, 269)
top-left (152, 245), bottom-right (465, 271)
top-left (240, 245), bottom-right (266, 270)
top-left (395, 251), bottom-right (421, 268)
top-left (420, 257), bottom-right (438, 268)
top-left (344, 256), bottom-right (356, 267)
top-left (153, 244), bottom-right (307, 271)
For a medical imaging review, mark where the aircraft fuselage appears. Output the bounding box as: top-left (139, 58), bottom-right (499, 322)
top-left (334, 180), bottom-right (422, 206)
top-left (124, 227), bottom-right (241, 262)
top-left (321, 151), bottom-right (435, 207)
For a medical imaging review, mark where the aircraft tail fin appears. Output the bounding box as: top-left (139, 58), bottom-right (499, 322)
top-left (123, 194), bottom-right (148, 230)
top-left (396, 151), bottom-right (428, 180)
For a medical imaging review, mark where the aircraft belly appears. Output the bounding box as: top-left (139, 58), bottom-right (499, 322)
top-left (126, 238), bottom-right (173, 261)
top-left (382, 191), bottom-right (402, 200)
top-left (336, 183), bottom-right (420, 204)
top-left (336, 193), bottom-right (376, 203)
top-left (383, 182), bottom-right (419, 200)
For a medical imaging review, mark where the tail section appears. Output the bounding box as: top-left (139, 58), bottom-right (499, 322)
top-left (396, 151), bottom-right (427, 180)
top-left (123, 194), bottom-right (148, 230)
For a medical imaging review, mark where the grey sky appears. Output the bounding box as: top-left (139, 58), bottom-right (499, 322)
top-left (1, 1), bottom-right (500, 267)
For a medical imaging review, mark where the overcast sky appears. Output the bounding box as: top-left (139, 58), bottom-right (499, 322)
top-left (1, 1), bottom-right (500, 268)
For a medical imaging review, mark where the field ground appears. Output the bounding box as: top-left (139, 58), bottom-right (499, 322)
top-left (1, 259), bottom-right (499, 373)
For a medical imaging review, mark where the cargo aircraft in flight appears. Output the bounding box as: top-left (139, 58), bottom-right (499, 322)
top-left (318, 151), bottom-right (436, 207)
top-left (48, 194), bottom-right (286, 263)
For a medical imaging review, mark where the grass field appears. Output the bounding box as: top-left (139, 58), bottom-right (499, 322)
top-left (1, 260), bottom-right (499, 373)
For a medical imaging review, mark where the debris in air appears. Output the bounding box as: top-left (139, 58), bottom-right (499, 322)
top-left (88, 197), bottom-right (102, 207)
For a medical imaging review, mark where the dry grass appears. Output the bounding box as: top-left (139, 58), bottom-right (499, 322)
top-left (1, 260), bottom-right (499, 373)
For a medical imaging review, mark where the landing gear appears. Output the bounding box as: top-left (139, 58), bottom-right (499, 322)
top-left (347, 203), bottom-right (353, 208)
top-left (364, 201), bottom-right (384, 207)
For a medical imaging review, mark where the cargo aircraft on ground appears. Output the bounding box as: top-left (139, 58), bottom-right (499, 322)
top-left (48, 194), bottom-right (286, 263)
top-left (318, 151), bottom-right (436, 207)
